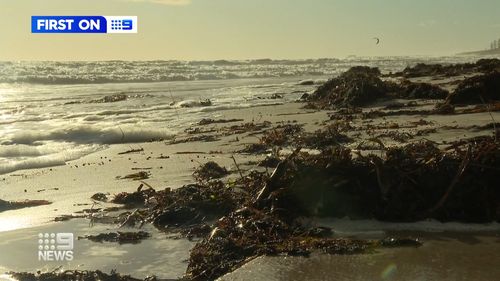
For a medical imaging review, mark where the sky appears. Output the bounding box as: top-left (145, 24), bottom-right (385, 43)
top-left (1, 0), bottom-right (500, 60)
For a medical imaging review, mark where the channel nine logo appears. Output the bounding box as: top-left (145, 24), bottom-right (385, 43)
top-left (38, 232), bottom-right (74, 261)
top-left (31, 16), bottom-right (138, 34)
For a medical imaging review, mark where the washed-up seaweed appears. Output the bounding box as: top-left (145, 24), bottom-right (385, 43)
top-left (169, 135), bottom-right (220, 144)
top-left (79, 231), bottom-right (151, 244)
top-left (7, 270), bottom-right (147, 281)
top-left (120, 171), bottom-right (150, 181)
top-left (306, 66), bottom-right (391, 108)
top-left (198, 118), bottom-right (244, 125)
top-left (446, 71), bottom-right (500, 104)
top-left (56, 133), bottom-right (499, 280)
top-left (399, 80), bottom-right (449, 99)
top-left (0, 199), bottom-right (51, 213)
top-left (118, 148), bottom-right (144, 155)
top-left (389, 58), bottom-right (500, 78)
top-left (240, 123), bottom-right (350, 153)
top-left (193, 161), bottom-right (229, 181)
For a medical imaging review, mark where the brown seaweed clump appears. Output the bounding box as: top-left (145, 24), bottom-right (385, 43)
top-left (307, 66), bottom-right (390, 108)
top-left (193, 161), bottom-right (229, 181)
top-left (399, 80), bottom-right (449, 99)
top-left (284, 139), bottom-right (500, 222)
top-left (446, 71), bottom-right (500, 104)
top-left (392, 59), bottom-right (500, 78)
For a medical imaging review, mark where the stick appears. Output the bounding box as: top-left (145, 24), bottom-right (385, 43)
top-left (479, 94), bottom-right (498, 142)
top-left (231, 155), bottom-right (244, 181)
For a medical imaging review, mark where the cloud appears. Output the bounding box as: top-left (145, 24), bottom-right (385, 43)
top-left (121, 0), bottom-right (191, 5)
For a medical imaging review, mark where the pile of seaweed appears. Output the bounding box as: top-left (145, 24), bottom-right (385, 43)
top-left (73, 133), bottom-right (496, 280)
top-left (305, 66), bottom-right (394, 108)
top-left (391, 58), bottom-right (500, 78)
top-left (307, 60), bottom-right (500, 115)
top-left (445, 71), bottom-right (500, 104)
top-left (305, 66), bottom-right (450, 109)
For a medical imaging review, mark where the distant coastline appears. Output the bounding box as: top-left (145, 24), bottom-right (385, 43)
top-left (458, 48), bottom-right (500, 56)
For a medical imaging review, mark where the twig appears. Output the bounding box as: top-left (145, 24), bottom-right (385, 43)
top-left (479, 94), bottom-right (498, 142)
top-left (231, 155), bottom-right (244, 181)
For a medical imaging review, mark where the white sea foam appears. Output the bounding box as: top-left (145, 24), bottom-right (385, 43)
top-left (3, 125), bottom-right (173, 145)
top-left (0, 144), bottom-right (102, 175)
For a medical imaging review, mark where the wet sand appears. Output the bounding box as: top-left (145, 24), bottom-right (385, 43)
top-left (219, 232), bottom-right (500, 281)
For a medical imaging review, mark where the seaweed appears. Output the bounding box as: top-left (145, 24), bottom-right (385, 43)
top-left (193, 162), bottom-right (229, 181)
top-left (0, 199), bottom-right (51, 213)
top-left (7, 270), bottom-right (147, 281)
top-left (399, 80), bottom-right (449, 99)
top-left (120, 171), bottom-right (150, 181)
top-left (307, 66), bottom-right (390, 108)
top-left (447, 71), bottom-right (500, 104)
top-left (198, 118), bottom-right (244, 125)
top-left (79, 231), bottom-right (151, 244)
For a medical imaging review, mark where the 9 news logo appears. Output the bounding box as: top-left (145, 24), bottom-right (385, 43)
top-left (38, 233), bottom-right (74, 261)
top-left (31, 16), bottom-right (138, 34)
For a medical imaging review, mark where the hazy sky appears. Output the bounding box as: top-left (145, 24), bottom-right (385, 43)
top-left (1, 0), bottom-right (500, 60)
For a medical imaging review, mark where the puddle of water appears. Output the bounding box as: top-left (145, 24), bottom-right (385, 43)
top-left (0, 219), bottom-right (195, 279)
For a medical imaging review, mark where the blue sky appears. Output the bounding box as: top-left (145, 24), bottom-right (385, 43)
top-left (1, 0), bottom-right (500, 60)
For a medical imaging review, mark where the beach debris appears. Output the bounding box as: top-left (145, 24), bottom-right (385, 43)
top-left (259, 124), bottom-right (303, 147)
top-left (91, 193), bottom-right (109, 202)
top-left (185, 204), bottom-right (421, 281)
top-left (180, 99), bottom-right (212, 108)
top-left (78, 231), bottom-right (151, 244)
top-left (111, 185), bottom-right (156, 206)
top-left (118, 148), bottom-right (144, 155)
top-left (7, 270), bottom-right (146, 281)
top-left (446, 71), bottom-right (500, 104)
top-left (91, 94), bottom-right (128, 103)
top-left (307, 66), bottom-right (389, 108)
top-left (238, 143), bottom-right (267, 154)
top-left (269, 93), bottom-right (283, 99)
top-left (169, 135), bottom-right (220, 145)
top-left (379, 237), bottom-right (422, 248)
top-left (392, 58), bottom-right (500, 78)
top-left (198, 118), bottom-right (244, 125)
top-left (258, 156), bottom-right (281, 168)
top-left (193, 161), bottom-right (229, 181)
top-left (399, 80), bottom-right (449, 99)
top-left (0, 199), bottom-right (51, 213)
top-left (120, 171), bottom-right (150, 181)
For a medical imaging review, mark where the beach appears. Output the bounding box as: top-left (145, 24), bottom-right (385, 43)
top-left (1, 57), bottom-right (500, 280)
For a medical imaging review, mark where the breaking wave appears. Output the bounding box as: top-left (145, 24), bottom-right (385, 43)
top-left (0, 57), bottom-right (482, 85)
top-left (2, 125), bottom-right (174, 145)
